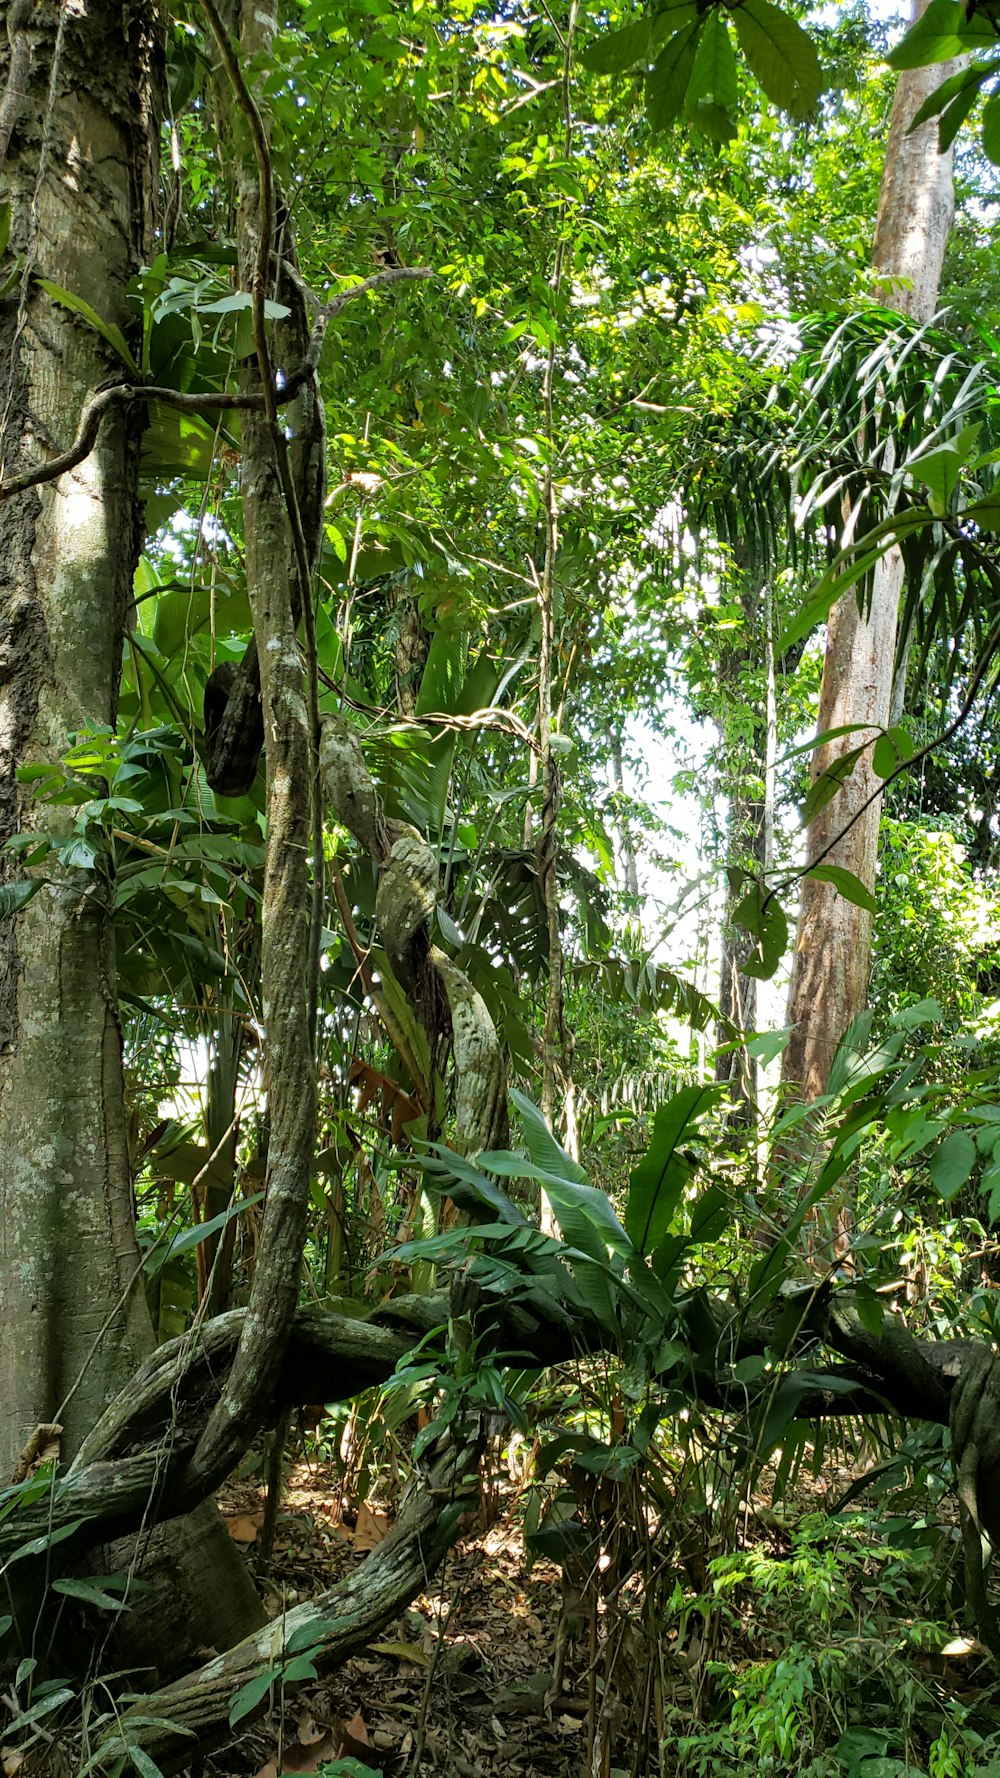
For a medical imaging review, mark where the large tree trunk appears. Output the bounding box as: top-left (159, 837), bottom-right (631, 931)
top-left (782, 4), bottom-right (962, 1101)
top-left (0, 0), bottom-right (261, 1672)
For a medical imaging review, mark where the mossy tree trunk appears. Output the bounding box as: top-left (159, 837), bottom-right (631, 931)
top-left (0, 0), bottom-right (261, 1674)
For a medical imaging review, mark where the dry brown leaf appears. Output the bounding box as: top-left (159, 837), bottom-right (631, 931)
top-left (2, 1746), bottom-right (28, 1776)
top-left (295, 1711), bottom-right (330, 1745)
top-left (277, 1730), bottom-right (338, 1772)
top-left (352, 1502), bottom-right (388, 1551)
top-left (250, 1763), bottom-right (278, 1778)
top-left (368, 1639), bottom-right (433, 1668)
top-left (226, 1513), bottom-right (260, 1544)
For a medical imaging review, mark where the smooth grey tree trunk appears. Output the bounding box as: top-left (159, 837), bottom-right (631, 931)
top-left (783, 1), bottom-right (964, 1102)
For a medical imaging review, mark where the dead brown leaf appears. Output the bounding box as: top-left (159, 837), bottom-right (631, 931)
top-left (368, 1639), bottom-right (433, 1668)
top-left (276, 1729), bottom-right (338, 1771)
top-left (353, 1503), bottom-right (388, 1551)
top-left (226, 1512), bottom-right (261, 1544)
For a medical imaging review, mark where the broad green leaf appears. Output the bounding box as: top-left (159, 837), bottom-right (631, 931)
top-left (229, 1667), bottom-right (275, 1727)
top-left (582, 18), bottom-right (651, 73)
top-left (510, 1087), bottom-right (588, 1185)
top-left (626, 1085), bottom-right (722, 1255)
top-left (6, 1517), bottom-right (87, 1563)
top-left (197, 292), bottom-right (290, 320)
top-left (646, 23), bottom-right (701, 132)
top-left (685, 11), bottom-right (738, 141)
top-left (906, 423), bottom-right (979, 510)
top-left (51, 1577), bottom-right (128, 1610)
top-left (36, 278), bottom-right (139, 373)
top-left (966, 488), bottom-right (1000, 530)
top-left (780, 722), bottom-right (879, 764)
top-left (928, 1130), bottom-right (976, 1200)
top-left (732, 885), bottom-right (788, 980)
top-left (937, 67), bottom-right (991, 148)
top-left (3, 1686), bottom-right (75, 1732)
top-left (0, 200), bottom-right (10, 259)
top-left (777, 510), bottom-right (934, 653)
top-left (888, 0), bottom-right (995, 68)
top-left (981, 1161), bottom-right (1000, 1225)
top-left (0, 880), bottom-right (43, 918)
top-left (908, 61), bottom-right (987, 129)
top-left (145, 1192), bottom-right (264, 1273)
top-left (731, 0), bottom-right (823, 117)
top-left (891, 997), bottom-right (943, 1029)
top-left (126, 1748), bottom-right (165, 1778)
top-left (802, 744), bottom-right (867, 824)
top-left (872, 726), bottom-right (913, 779)
top-left (984, 89), bottom-right (1000, 165)
top-left (804, 864), bottom-right (877, 913)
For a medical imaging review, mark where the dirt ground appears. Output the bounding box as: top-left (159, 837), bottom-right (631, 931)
top-left (212, 1456), bottom-right (588, 1778)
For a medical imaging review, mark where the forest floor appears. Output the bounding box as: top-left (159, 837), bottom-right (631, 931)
top-left (213, 1455), bottom-right (588, 1778)
top-left (206, 1446), bottom-right (984, 1778)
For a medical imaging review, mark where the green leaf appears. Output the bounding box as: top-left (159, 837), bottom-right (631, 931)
top-left (928, 1130), bottom-right (976, 1201)
top-left (145, 1192), bottom-right (263, 1274)
top-left (229, 1667), bottom-right (275, 1727)
top-left (937, 67), bottom-right (991, 148)
top-left (36, 278), bottom-right (139, 373)
top-left (282, 1654), bottom-right (318, 1683)
top-left (7, 1517), bottom-right (88, 1563)
top-left (582, 18), bottom-right (651, 73)
top-left (802, 744), bottom-right (867, 824)
top-left (888, 0), bottom-right (995, 68)
top-left (127, 1748), bottom-right (166, 1778)
top-left (626, 1085), bottom-right (723, 1255)
top-left (804, 864), bottom-right (877, 913)
top-left (3, 1686), bottom-right (75, 1732)
top-left (777, 510), bottom-right (934, 652)
top-left (891, 997), bottom-right (943, 1029)
top-left (646, 23), bottom-right (702, 132)
top-left (983, 89), bottom-right (1000, 165)
top-left (0, 879), bottom-right (43, 918)
top-left (908, 61), bottom-right (986, 129)
top-left (0, 200), bottom-right (10, 259)
top-left (906, 423), bottom-right (979, 511)
top-left (872, 726), bottom-right (913, 779)
top-left (684, 11), bottom-right (738, 141)
top-left (51, 1576), bottom-right (128, 1610)
top-left (510, 1087), bottom-right (589, 1185)
top-left (732, 884), bottom-right (788, 980)
top-left (731, 0), bottom-right (823, 118)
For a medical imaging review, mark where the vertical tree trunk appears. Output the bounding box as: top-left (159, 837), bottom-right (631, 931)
top-left (782, 6), bottom-right (962, 1101)
top-left (0, 0), bottom-right (261, 1668)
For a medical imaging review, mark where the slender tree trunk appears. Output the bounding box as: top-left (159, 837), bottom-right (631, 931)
top-left (782, 3), bottom-right (963, 1101)
top-left (0, 0), bottom-right (261, 1671)
top-left (608, 729), bottom-right (640, 900)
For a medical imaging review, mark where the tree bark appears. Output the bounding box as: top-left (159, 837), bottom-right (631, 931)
top-left (0, 0), bottom-right (261, 1673)
top-left (783, 2), bottom-right (964, 1101)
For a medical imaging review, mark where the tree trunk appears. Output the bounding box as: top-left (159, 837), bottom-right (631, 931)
top-left (0, 0), bottom-right (261, 1672)
top-left (782, 3), bottom-right (963, 1101)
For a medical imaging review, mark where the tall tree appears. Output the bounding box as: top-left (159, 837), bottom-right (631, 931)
top-left (0, 0), bottom-right (261, 1668)
top-left (782, 1), bottom-right (964, 1101)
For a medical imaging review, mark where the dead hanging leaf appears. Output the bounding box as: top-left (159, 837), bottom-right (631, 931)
top-left (226, 1513), bottom-right (261, 1544)
top-left (274, 1729), bottom-right (338, 1772)
top-left (332, 1711), bottom-right (374, 1763)
top-left (295, 1712), bottom-right (329, 1746)
top-left (368, 1639), bottom-right (434, 1668)
top-left (352, 1503), bottom-right (388, 1551)
top-left (11, 1422), bottom-right (62, 1483)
